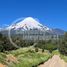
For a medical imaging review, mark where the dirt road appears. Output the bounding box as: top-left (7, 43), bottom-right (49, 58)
top-left (39, 55), bottom-right (67, 67)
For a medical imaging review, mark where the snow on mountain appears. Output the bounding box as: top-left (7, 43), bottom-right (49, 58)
top-left (7, 17), bottom-right (50, 31)
top-left (0, 17), bottom-right (64, 35)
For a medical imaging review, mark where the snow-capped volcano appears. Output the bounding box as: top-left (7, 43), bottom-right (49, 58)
top-left (0, 17), bottom-right (64, 36)
top-left (7, 17), bottom-right (50, 31)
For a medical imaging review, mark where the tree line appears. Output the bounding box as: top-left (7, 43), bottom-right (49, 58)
top-left (0, 32), bottom-right (67, 55)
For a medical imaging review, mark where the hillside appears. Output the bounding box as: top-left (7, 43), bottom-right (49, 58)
top-left (0, 47), bottom-right (51, 67)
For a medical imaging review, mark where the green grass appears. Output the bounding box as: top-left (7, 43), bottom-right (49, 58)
top-left (52, 50), bottom-right (67, 63)
top-left (0, 52), bottom-right (7, 64)
top-left (11, 53), bottom-right (50, 67)
top-left (8, 47), bottom-right (51, 67)
top-left (60, 54), bottom-right (67, 62)
top-left (0, 47), bottom-right (51, 67)
top-left (52, 50), bottom-right (60, 55)
top-left (1, 48), bottom-right (67, 67)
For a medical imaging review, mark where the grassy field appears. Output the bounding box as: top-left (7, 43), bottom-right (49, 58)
top-left (0, 47), bottom-right (51, 67)
top-left (0, 47), bottom-right (67, 67)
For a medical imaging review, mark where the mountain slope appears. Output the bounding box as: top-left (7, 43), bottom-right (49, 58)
top-left (52, 28), bottom-right (65, 35)
top-left (7, 17), bottom-right (50, 31)
top-left (0, 17), bottom-right (65, 36)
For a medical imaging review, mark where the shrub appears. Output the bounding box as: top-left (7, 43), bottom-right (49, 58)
top-left (35, 48), bottom-right (38, 52)
top-left (42, 49), bottom-right (44, 53)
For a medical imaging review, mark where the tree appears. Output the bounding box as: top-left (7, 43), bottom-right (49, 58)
top-left (59, 32), bottom-right (67, 55)
top-left (64, 32), bottom-right (67, 41)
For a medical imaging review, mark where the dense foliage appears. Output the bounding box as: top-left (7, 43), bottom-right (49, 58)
top-left (0, 33), bottom-right (18, 52)
top-left (0, 32), bottom-right (67, 55)
top-left (59, 32), bottom-right (67, 55)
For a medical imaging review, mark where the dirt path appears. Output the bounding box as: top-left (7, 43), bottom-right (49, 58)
top-left (0, 63), bottom-right (6, 67)
top-left (39, 55), bottom-right (67, 67)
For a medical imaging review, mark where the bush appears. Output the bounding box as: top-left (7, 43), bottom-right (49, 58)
top-left (42, 49), bottom-right (44, 53)
top-left (35, 48), bottom-right (38, 52)
top-left (45, 43), bottom-right (57, 53)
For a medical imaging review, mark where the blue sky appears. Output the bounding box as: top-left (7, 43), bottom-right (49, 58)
top-left (0, 0), bottom-right (67, 31)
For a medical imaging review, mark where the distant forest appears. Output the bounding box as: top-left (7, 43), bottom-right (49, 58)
top-left (0, 32), bottom-right (67, 55)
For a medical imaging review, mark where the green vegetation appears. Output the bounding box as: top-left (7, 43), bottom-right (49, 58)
top-left (60, 54), bottom-right (67, 62)
top-left (52, 50), bottom-right (60, 55)
top-left (52, 50), bottom-right (67, 63)
top-left (9, 47), bottom-right (51, 67)
top-left (34, 40), bottom-right (58, 53)
top-left (59, 32), bottom-right (67, 55)
top-left (0, 32), bottom-right (67, 55)
top-left (0, 32), bottom-right (67, 67)
top-left (0, 52), bottom-right (6, 64)
top-left (0, 47), bottom-right (51, 67)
